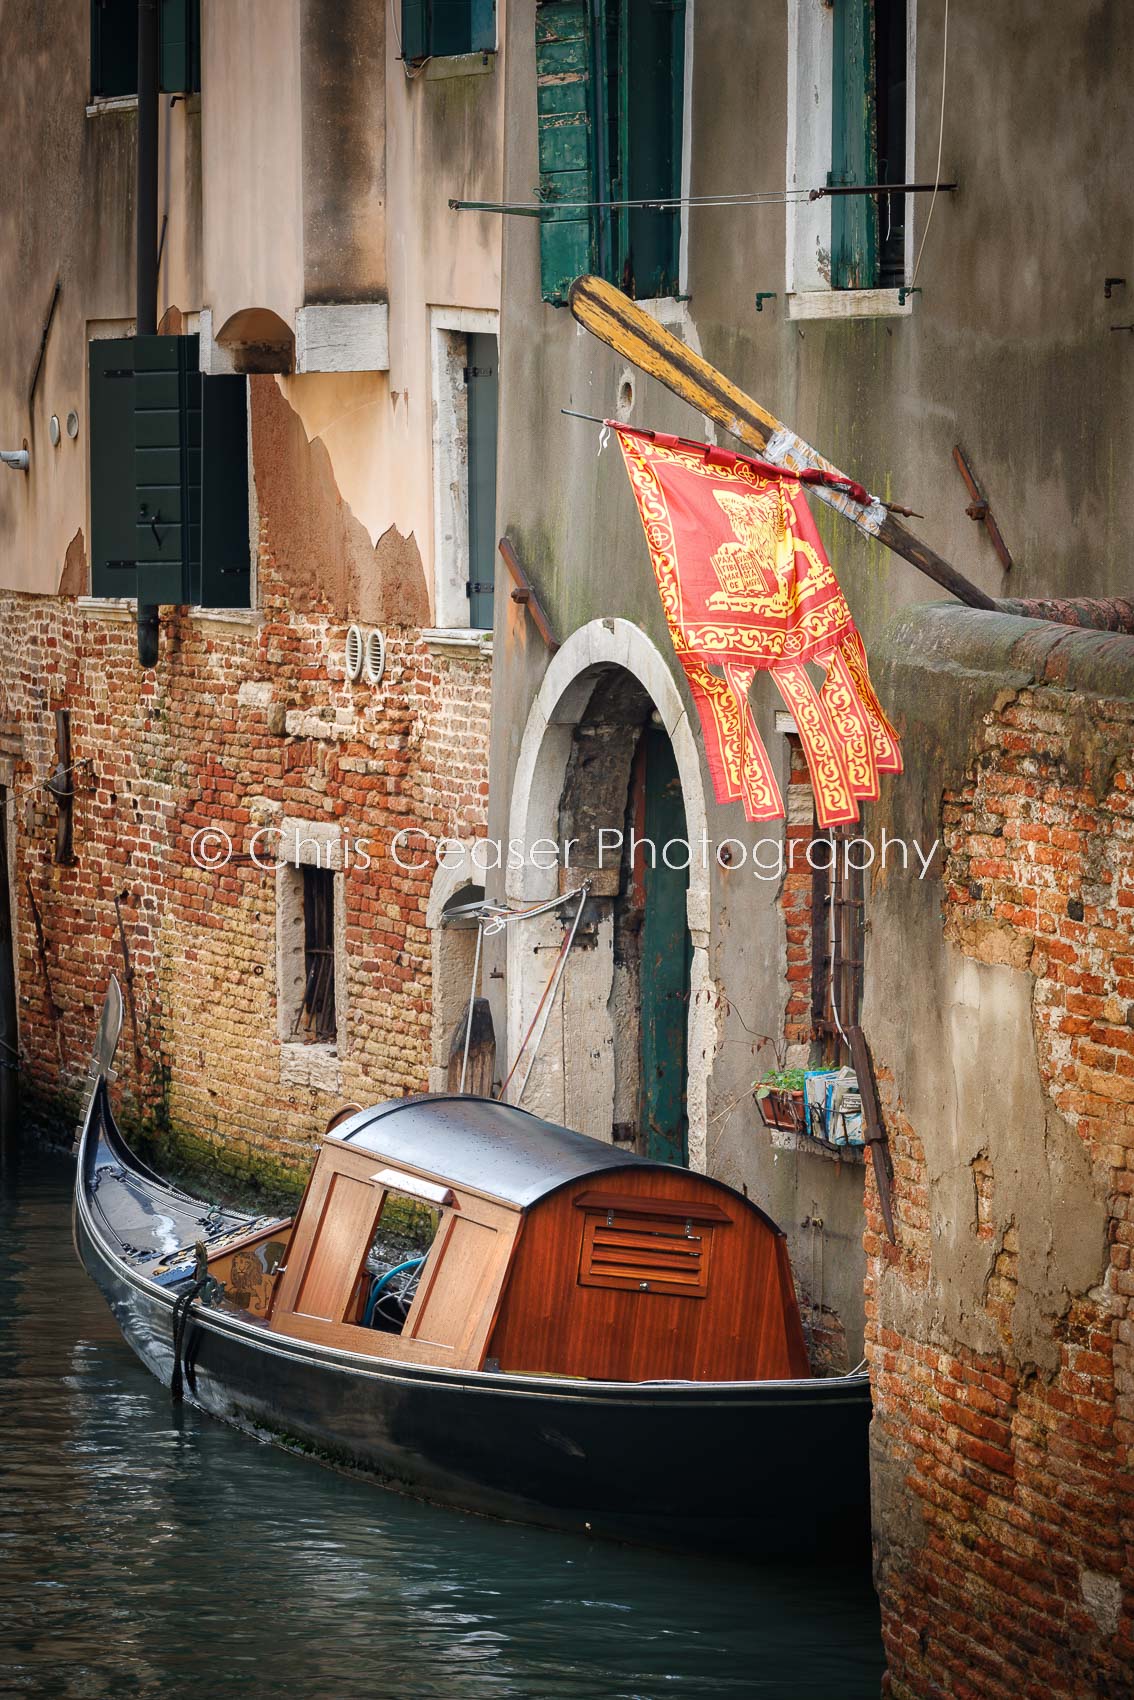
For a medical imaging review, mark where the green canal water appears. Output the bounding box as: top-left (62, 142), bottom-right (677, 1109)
top-left (0, 1149), bottom-right (884, 1699)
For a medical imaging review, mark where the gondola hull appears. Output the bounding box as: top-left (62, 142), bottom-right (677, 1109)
top-left (75, 1082), bottom-right (872, 1559)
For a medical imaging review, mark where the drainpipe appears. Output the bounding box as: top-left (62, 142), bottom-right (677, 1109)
top-left (135, 0), bottom-right (160, 668)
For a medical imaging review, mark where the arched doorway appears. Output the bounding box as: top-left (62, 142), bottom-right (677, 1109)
top-left (505, 620), bottom-right (712, 1170)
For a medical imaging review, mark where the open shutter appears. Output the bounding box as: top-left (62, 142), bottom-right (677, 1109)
top-left (160, 0), bottom-right (200, 94)
top-left (89, 339), bottom-right (138, 598)
top-left (199, 377), bottom-right (251, 608)
top-left (536, 1), bottom-right (596, 305)
top-left (469, 0), bottom-right (496, 51)
top-left (830, 0), bottom-right (879, 290)
top-left (91, 0), bottom-right (139, 99)
top-left (133, 334), bottom-right (197, 605)
top-left (465, 334), bottom-right (498, 630)
top-left (401, 0), bottom-right (428, 59)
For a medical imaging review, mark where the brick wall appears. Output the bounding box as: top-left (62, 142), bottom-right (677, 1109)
top-left (0, 389), bottom-right (491, 1193)
top-left (867, 678), bottom-right (1134, 1699)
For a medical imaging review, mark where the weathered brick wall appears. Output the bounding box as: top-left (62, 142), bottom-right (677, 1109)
top-left (0, 381), bottom-right (491, 1193)
top-left (866, 670), bottom-right (1134, 1700)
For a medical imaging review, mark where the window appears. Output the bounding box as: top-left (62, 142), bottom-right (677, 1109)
top-left (295, 867), bottom-right (337, 1045)
top-left (353, 1186), bottom-right (444, 1334)
top-left (811, 823), bottom-right (865, 1064)
top-left (536, 0), bottom-right (687, 305)
top-left (401, 0), bottom-right (495, 61)
top-left (90, 0), bottom-right (201, 101)
top-left (429, 314), bottom-right (498, 629)
top-left (785, 0), bottom-right (912, 314)
top-left (88, 334), bottom-right (251, 608)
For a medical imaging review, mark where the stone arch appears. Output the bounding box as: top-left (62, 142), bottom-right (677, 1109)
top-left (427, 851), bottom-right (487, 1093)
top-left (505, 619), bottom-right (713, 1171)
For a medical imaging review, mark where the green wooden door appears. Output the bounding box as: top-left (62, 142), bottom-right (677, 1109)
top-left (638, 728), bottom-right (691, 1164)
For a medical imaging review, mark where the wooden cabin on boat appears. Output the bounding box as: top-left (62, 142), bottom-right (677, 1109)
top-left (210, 1096), bottom-right (811, 1383)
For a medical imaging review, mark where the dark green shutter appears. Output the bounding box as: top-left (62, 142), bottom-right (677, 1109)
top-left (619, 0), bottom-right (685, 299)
top-left (831, 0), bottom-right (879, 290)
top-left (160, 0), bottom-right (200, 94)
top-left (536, 1), bottom-right (596, 305)
top-left (402, 0), bottom-right (428, 59)
top-left (91, 0), bottom-right (139, 99)
top-left (469, 0), bottom-right (495, 51)
top-left (133, 334), bottom-right (197, 604)
top-left (89, 338), bottom-right (138, 598)
top-left (465, 334), bottom-right (498, 630)
top-left (199, 378), bottom-right (251, 608)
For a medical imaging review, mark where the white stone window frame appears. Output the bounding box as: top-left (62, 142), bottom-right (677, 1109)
top-left (785, 0), bottom-right (917, 321)
top-left (428, 305), bottom-right (500, 634)
top-left (275, 817), bottom-right (348, 1092)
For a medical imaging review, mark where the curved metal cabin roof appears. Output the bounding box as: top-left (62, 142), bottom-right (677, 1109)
top-left (335, 1094), bottom-right (665, 1209)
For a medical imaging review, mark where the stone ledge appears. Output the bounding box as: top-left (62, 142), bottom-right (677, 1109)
top-left (882, 602), bottom-right (1134, 703)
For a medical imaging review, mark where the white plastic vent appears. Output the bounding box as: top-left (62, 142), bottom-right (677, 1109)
top-left (345, 624), bottom-right (364, 682)
top-left (364, 629), bottom-right (386, 686)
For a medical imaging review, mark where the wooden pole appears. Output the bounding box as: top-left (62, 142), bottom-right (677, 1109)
top-left (568, 275), bottom-right (998, 612)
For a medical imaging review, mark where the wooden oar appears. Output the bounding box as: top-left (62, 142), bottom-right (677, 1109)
top-left (568, 275), bottom-right (997, 612)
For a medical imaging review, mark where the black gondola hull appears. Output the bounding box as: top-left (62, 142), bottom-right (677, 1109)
top-left (74, 1087), bottom-right (872, 1559)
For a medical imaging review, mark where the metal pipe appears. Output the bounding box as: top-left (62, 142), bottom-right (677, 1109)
top-left (136, 0), bottom-right (160, 665)
top-left (0, 451), bottom-right (29, 471)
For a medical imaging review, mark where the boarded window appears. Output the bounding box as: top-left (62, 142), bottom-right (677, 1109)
top-left (576, 1197), bottom-right (721, 1298)
top-left (88, 335), bottom-right (250, 607)
top-left (830, 0), bottom-right (907, 289)
top-left (401, 0), bottom-right (495, 61)
top-left (811, 823), bottom-right (866, 1063)
top-left (90, 0), bottom-right (201, 99)
top-left (536, 0), bottom-right (685, 305)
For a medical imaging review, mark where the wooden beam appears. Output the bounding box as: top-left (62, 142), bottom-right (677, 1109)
top-left (567, 275), bottom-right (998, 612)
top-left (498, 536), bottom-right (560, 653)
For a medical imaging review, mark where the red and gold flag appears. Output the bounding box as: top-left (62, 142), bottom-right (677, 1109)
top-left (614, 425), bottom-right (901, 828)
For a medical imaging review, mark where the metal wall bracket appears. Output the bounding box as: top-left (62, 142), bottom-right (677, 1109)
top-left (952, 443), bottom-right (1013, 573)
top-left (754, 293), bottom-right (777, 312)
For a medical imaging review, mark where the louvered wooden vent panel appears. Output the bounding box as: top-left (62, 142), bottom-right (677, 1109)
top-left (577, 1205), bottom-right (713, 1298)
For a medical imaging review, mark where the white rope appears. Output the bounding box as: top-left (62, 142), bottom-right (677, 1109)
top-left (911, 0), bottom-right (949, 287)
top-left (457, 918), bottom-right (484, 1094)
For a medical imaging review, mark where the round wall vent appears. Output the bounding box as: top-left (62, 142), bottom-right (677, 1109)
top-left (345, 623), bottom-right (364, 682)
top-left (364, 628), bottom-right (386, 686)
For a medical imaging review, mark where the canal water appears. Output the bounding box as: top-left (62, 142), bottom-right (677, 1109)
top-left (0, 1149), bottom-right (883, 1700)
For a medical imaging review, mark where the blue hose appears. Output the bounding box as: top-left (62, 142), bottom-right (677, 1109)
top-left (363, 1256), bottom-right (426, 1328)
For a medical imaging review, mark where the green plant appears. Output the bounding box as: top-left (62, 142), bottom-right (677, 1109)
top-left (754, 1066), bottom-right (808, 1100)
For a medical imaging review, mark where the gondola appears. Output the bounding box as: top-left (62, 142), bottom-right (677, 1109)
top-left (73, 979), bottom-right (871, 1557)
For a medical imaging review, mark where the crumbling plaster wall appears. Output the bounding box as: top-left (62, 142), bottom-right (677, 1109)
top-left (865, 604), bottom-right (1134, 1699)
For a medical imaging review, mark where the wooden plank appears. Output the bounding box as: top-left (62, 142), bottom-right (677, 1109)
top-left (567, 275), bottom-right (998, 611)
top-left (498, 536), bottom-right (560, 652)
top-left (847, 1022), bottom-right (896, 1243)
top-left (573, 1190), bottom-right (731, 1223)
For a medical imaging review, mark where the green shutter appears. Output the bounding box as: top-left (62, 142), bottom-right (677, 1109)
top-left (199, 377), bottom-right (251, 608)
top-left (536, 1), bottom-right (596, 305)
top-left (831, 0), bottom-right (879, 290)
top-left (133, 335), bottom-right (196, 604)
top-left (91, 0), bottom-right (139, 99)
top-left (89, 338), bottom-right (138, 598)
top-left (160, 0), bottom-right (200, 94)
top-left (465, 334), bottom-right (498, 630)
top-left (469, 0), bottom-right (495, 51)
top-left (402, 0), bottom-right (428, 59)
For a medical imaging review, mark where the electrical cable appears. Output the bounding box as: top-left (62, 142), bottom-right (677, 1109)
top-left (911, 0), bottom-right (949, 287)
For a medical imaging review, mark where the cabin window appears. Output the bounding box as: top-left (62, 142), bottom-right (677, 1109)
top-left (90, 0), bottom-right (201, 101)
top-left (536, 0), bottom-right (688, 305)
top-left (577, 1199), bottom-right (712, 1298)
top-left (401, 0), bottom-right (496, 61)
top-left (354, 1187), bottom-right (444, 1334)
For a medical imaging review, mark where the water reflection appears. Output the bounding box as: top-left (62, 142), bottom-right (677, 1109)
top-left (0, 1151), bottom-right (883, 1698)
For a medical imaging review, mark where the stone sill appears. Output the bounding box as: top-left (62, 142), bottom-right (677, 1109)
top-left (761, 1123), bottom-right (867, 1165)
top-left (423, 627), bottom-right (493, 659)
top-left (786, 289), bottom-right (913, 322)
top-left (86, 95), bottom-right (138, 117)
top-left (76, 597), bottom-right (257, 630)
top-left (421, 51), bottom-right (496, 81)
